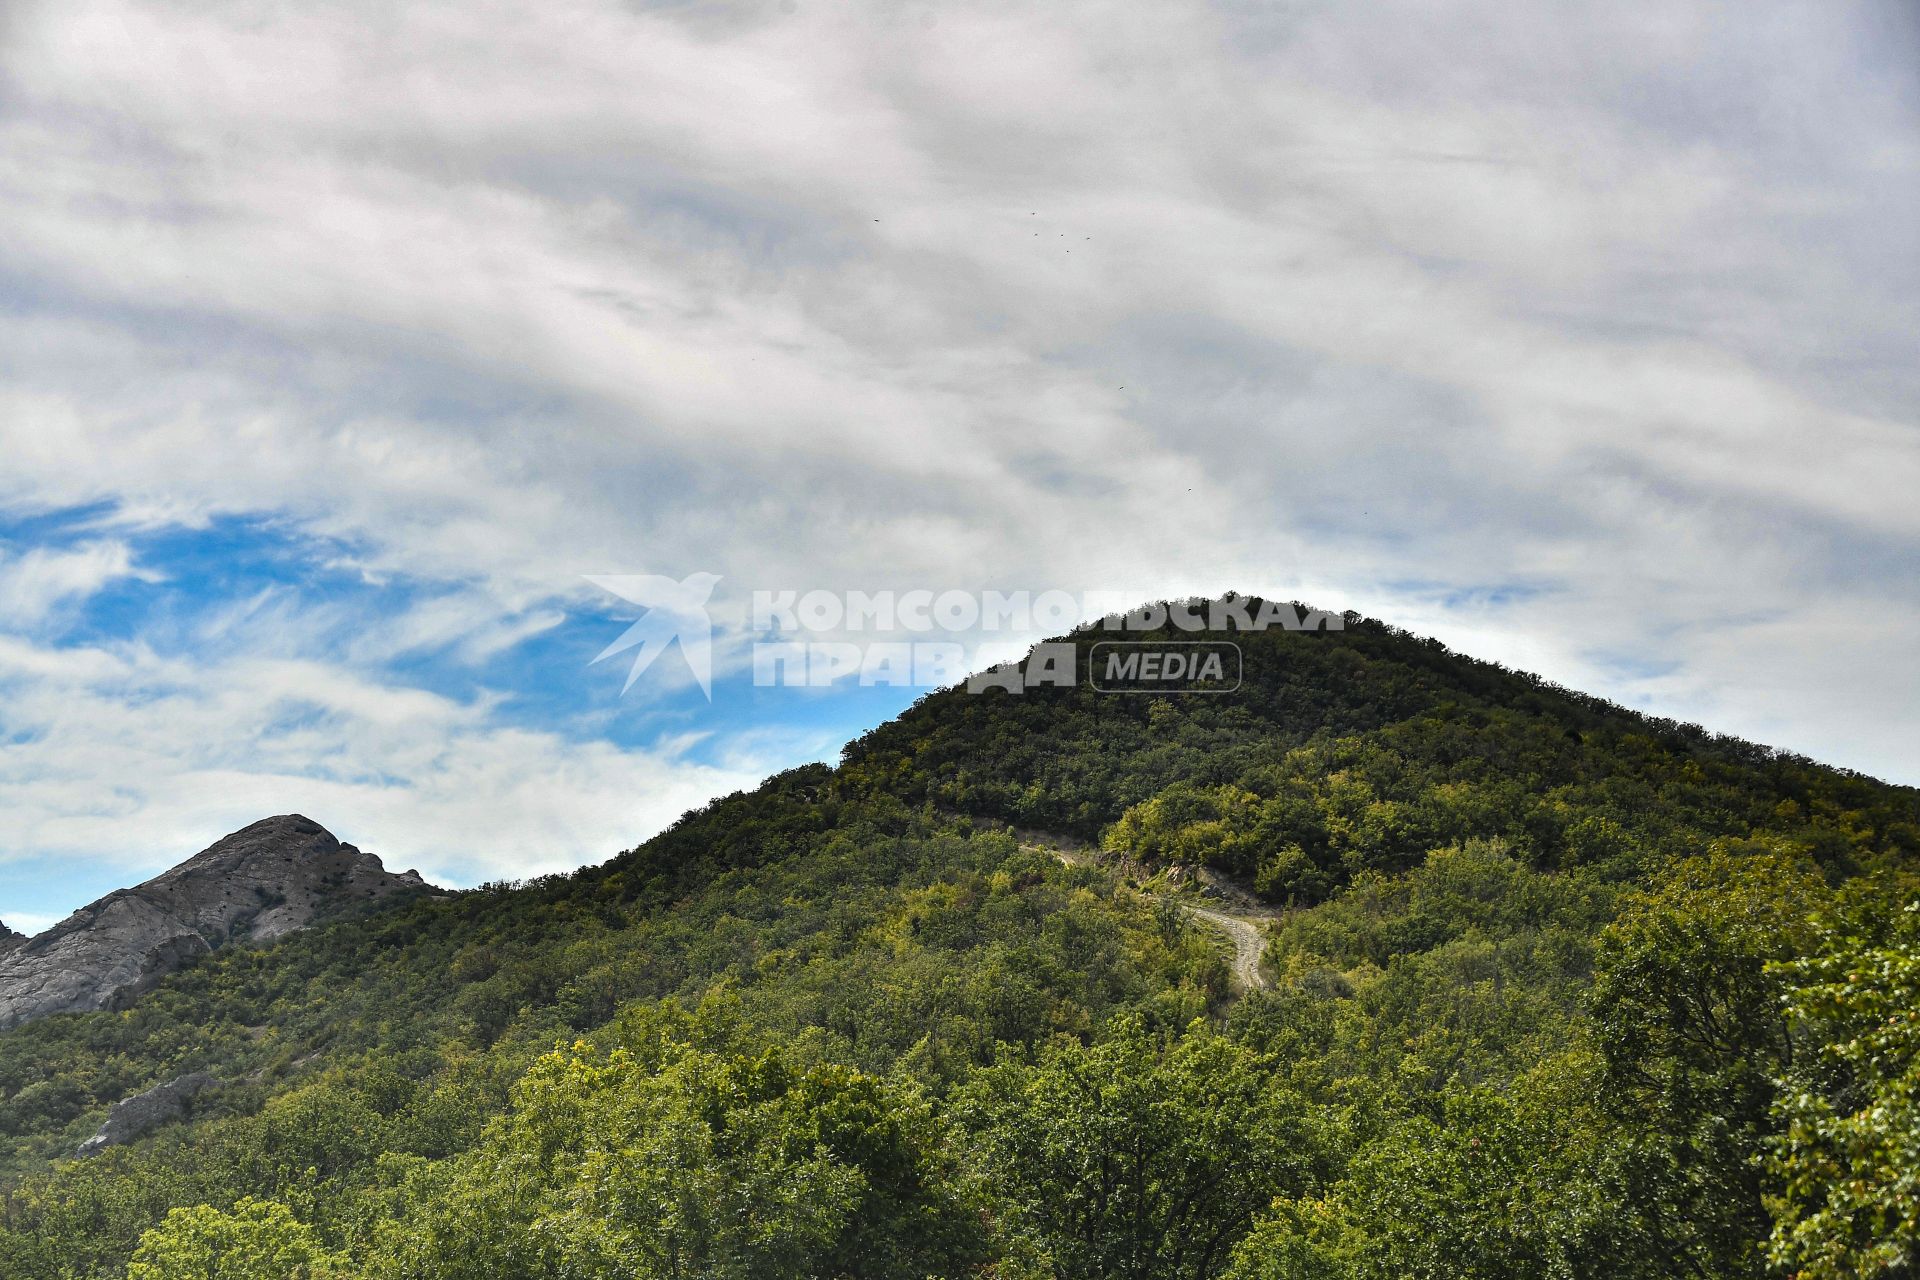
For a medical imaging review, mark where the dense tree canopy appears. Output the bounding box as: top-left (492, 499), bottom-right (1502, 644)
top-left (0, 602), bottom-right (1915, 1278)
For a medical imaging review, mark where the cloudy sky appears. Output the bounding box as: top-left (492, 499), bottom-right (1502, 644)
top-left (0, 0), bottom-right (1915, 930)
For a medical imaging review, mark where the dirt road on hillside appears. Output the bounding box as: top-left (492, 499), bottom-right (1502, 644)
top-left (1177, 903), bottom-right (1271, 993)
top-left (1020, 834), bottom-right (1273, 995)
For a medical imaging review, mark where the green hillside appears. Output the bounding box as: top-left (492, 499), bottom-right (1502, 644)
top-left (1, 602), bottom-right (1916, 1279)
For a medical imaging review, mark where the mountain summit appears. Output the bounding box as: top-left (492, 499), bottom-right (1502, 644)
top-left (0, 815), bottom-right (428, 1032)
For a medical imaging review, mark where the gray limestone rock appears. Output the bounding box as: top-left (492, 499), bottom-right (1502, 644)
top-left (75, 1072), bottom-right (219, 1157)
top-left (0, 815), bottom-right (429, 1033)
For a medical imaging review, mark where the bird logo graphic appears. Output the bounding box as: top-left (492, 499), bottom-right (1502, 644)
top-left (585, 572), bottom-right (722, 699)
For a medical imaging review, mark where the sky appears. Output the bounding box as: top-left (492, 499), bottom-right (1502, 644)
top-left (0, 0), bottom-right (1916, 932)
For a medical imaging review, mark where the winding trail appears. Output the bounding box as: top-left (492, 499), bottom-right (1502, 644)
top-left (1175, 903), bottom-right (1272, 993)
top-left (1019, 833), bottom-right (1274, 995)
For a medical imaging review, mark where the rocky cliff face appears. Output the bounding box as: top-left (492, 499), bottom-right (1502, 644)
top-left (0, 816), bottom-right (428, 1032)
top-left (0, 922), bottom-right (23, 956)
top-left (75, 1072), bottom-right (218, 1158)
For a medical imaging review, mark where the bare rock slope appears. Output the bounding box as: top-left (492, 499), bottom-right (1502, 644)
top-left (76, 1072), bottom-right (218, 1158)
top-left (0, 816), bottom-right (426, 1032)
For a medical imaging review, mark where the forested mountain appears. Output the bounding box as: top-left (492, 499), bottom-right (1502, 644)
top-left (0, 600), bottom-right (1915, 1279)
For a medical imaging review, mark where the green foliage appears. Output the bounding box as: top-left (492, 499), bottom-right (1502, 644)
top-left (1222, 1197), bottom-right (1365, 1280)
top-left (1101, 701), bottom-right (1908, 907)
top-left (0, 601), bottom-right (1913, 1277)
top-left (126, 1197), bottom-right (341, 1280)
top-left (1766, 887), bottom-right (1920, 1279)
top-left (374, 1037), bottom-right (983, 1279)
top-left (1590, 846), bottom-right (1832, 1276)
top-left (1227, 1050), bottom-right (1645, 1280)
top-left (958, 1015), bottom-right (1325, 1280)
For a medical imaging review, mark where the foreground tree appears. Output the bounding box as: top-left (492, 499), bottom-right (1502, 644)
top-left (125, 1198), bottom-right (341, 1280)
top-left (374, 1037), bottom-right (984, 1280)
top-left (959, 1015), bottom-right (1324, 1280)
top-left (1227, 1050), bottom-right (1646, 1280)
top-left (1766, 890), bottom-right (1920, 1279)
top-left (1589, 845), bottom-right (1829, 1277)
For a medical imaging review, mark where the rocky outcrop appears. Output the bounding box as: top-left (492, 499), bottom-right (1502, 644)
top-left (75, 1072), bottom-right (218, 1158)
top-left (0, 816), bottom-right (429, 1033)
top-left (0, 922), bottom-right (23, 957)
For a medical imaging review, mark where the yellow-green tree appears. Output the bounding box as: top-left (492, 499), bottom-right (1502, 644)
top-left (1767, 893), bottom-right (1920, 1279)
top-left (375, 1037), bottom-right (985, 1280)
top-left (126, 1198), bottom-right (341, 1280)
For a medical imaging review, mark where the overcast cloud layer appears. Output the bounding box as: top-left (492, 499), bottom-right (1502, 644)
top-left (0, 0), bottom-right (1916, 924)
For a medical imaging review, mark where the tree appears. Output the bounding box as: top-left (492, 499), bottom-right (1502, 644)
top-left (959, 1016), bottom-right (1323, 1279)
top-left (1227, 1047), bottom-right (1657, 1280)
top-left (380, 1038), bottom-right (985, 1280)
top-left (125, 1198), bottom-right (340, 1280)
top-left (1589, 845), bottom-right (1830, 1276)
top-left (1223, 1198), bottom-right (1363, 1280)
top-left (1766, 895), bottom-right (1920, 1279)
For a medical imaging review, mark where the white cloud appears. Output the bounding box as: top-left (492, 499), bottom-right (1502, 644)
top-left (0, 912), bottom-right (58, 939)
top-left (0, 629), bottom-right (768, 894)
top-left (0, 540), bottom-right (160, 627)
top-left (0, 0), bottom-right (1913, 903)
